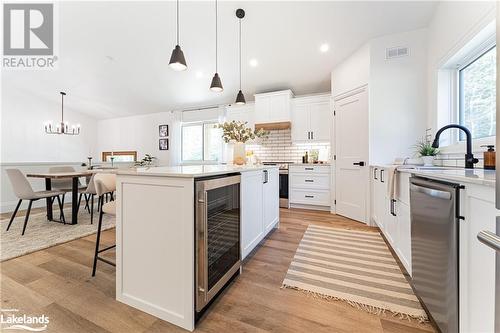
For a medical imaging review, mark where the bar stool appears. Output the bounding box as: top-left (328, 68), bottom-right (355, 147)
top-left (91, 173), bottom-right (116, 276)
top-left (5, 169), bottom-right (66, 235)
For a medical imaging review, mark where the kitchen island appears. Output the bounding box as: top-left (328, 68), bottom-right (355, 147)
top-left (114, 165), bottom-right (279, 331)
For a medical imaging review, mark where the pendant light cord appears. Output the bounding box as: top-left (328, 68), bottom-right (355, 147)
top-left (215, 0), bottom-right (218, 72)
top-left (239, 18), bottom-right (242, 90)
top-left (176, 0), bottom-right (179, 45)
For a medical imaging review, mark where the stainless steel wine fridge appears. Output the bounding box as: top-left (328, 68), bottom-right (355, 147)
top-left (195, 174), bottom-right (241, 313)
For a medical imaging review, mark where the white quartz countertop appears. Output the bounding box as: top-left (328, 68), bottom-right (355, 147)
top-left (370, 164), bottom-right (495, 187)
top-left (116, 164), bottom-right (278, 178)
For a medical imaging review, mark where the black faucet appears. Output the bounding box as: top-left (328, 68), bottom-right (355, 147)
top-left (431, 124), bottom-right (479, 169)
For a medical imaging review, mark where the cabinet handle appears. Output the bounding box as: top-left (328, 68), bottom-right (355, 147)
top-left (308, 132), bottom-right (311, 140)
top-left (263, 170), bottom-right (268, 184)
top-left (305, 167), bottom-right (314, 171)
top-left (311, 131), bottom-right (314, 140)
top-left (374, 168), bottom-right (378, 180)
top-left (305, 179), bottom-right (314, 182)
top-left (305, 195), bottom-right (314, 198)
top-left (380, 169), bottom-right (385, 183)
top-left (390, 199), bottom-right (397, 217)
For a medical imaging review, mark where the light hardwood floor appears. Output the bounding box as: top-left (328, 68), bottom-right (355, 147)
top-left (1, 208), bottom-right (437, 333)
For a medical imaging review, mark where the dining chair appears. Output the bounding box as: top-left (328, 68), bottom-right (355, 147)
top-left (80, 174), bottom-right (97, 224)
top-left (92, 173), bottom-right (116, 277)
top-left (5, 169), bottom-right (66, 235)
top-left (48, 166), bottom-right (87, 217)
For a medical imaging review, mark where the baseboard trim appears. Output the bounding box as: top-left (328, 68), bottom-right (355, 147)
top-left (289, 203), bottom-right (330, 211)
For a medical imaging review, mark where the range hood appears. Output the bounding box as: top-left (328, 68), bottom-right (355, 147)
top-left (255, 121), bottom-right (291, 131)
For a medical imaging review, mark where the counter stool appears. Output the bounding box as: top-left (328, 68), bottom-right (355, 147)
top-left (91, 173), bottom-right (116, 276)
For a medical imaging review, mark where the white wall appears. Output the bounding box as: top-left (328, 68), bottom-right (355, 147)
top-left (426, 1), bottom-right (496, 132)
top-left (1, 87), bottom-right (99, 163)
top-left (331, 28), bottom-right (428, 164)
top-left (97, 111), bottom-right (175, 166)
top-left (369, 28), bottom-right (428, 164)
top-left (331, 43), bottom-right (370, 97)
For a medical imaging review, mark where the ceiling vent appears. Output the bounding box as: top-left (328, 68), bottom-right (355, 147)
top-left (385, 46), bottom-right (410, 59)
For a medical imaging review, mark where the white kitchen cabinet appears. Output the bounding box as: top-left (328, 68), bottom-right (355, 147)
top-left (241, 168), bottom-right (279, 259)
top-left (226, 103), bottom-right (255, 128)
top-left (254, 90), bottom-right (293, 124)
top-left (289, 165), bottom-right (331, 210)
top-left (291, 94), bottom-right (331, 142)
top-left (459, 183), bottom-right (497, 333)
top-left (370, 167), bottom-right (410, 274)
top-left (263, 168), bottom-right (280, 233)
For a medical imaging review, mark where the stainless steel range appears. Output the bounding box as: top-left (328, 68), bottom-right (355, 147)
top-left (262, 162), bottom-right (293, 208)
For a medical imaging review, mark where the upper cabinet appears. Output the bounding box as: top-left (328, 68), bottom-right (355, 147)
top-left (254, 90), bottom-right (293, 124)
top-left (291, 94), bottom-right (331, 142)
top-left (226, 103), bottom-right (255, 128)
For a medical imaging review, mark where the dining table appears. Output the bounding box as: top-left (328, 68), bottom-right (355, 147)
top-left (26, 170), bottom-right (96, 225)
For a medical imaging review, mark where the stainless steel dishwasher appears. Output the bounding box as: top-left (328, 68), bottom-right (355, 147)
top-left (409, 176), bottom-right (463, 333)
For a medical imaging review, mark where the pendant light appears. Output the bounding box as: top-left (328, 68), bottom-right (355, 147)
top-left (169, 0), bottom-right (187, 71)
top-left (234, 9), bottom-right (246, 105)
top-left (44, 92), bottom-right (80, 135)
top-left (210, 0), bottom-right (223, 92)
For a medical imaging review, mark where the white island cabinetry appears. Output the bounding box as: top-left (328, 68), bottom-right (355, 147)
top-left (241, 167), bottom-right (279, 259)
top-left (115, 165), bottom-right (279, 332)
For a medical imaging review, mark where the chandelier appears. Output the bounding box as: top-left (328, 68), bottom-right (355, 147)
top-left (45, 92), bottom-right (80, 135)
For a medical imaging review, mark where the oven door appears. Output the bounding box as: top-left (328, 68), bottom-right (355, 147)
top-left (195, 175), bottom-right (241, 312)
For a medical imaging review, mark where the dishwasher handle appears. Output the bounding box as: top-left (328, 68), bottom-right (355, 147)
top-left (410, 183), bottom-right (452, 200)
top-left (478, 230), bottom-right (500, 252)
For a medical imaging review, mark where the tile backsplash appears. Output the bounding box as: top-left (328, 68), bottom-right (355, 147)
top-left (246, 129), bottom-right (330, 163)
top-left (434, 152), bottom-right (485, 168)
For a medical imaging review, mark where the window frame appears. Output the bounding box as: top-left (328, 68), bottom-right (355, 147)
top-left (438, 37), bottom-right (496, 154)
top-left (181, 120), bottom-right (222, 164)
top-left (457, 44), bottom-right (496, 141)
top-left (102, 151), bottom-right (137, 162)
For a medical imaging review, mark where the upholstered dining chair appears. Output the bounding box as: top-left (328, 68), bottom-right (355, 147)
top-left (48, 166), bottom-right (87, 217)
top-left (5, 169), bottom-right (66, 235)
top-left (92, 173), bottom-right (116, 277)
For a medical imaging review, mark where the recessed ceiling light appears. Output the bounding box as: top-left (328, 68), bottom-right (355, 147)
top-left (249, 58), bottom-right (258, 67)
top-left (195, 71), bottom-right (203, 78)
top-left (320, 43), bottom-right (329, 53)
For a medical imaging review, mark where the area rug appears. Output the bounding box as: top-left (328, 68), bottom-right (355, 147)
top-left (281, 225), bottom-right (427, 321)
top-left (0, 207), bottom-right (115, 262)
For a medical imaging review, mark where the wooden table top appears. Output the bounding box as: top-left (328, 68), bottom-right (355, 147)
top-left (26, 171), bottom-right (95, 179)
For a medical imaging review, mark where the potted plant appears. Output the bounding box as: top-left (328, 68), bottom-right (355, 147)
top-left (414, 139), bottom-right (439, 166)
top-left (135, 154), bottom-right (157, 167)
top-left (216, 121), bottom-right (268, 165)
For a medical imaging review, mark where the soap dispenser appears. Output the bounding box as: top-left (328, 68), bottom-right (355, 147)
top-left (482, 145), bottom-right (496, 170)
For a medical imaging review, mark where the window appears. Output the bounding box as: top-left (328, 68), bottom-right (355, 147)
top-left (102, 151), bottom-right (137, 162)
top-left (181, 122), bottom-right (222, 163)
top-left (458, 46), bottom-right (496, 140)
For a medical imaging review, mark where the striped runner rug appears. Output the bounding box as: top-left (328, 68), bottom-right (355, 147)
top-left (281, 225), bottom-right (427, 321)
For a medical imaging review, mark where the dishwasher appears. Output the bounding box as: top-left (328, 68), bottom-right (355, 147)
top-left (409, 176), bottom-right (463, 333)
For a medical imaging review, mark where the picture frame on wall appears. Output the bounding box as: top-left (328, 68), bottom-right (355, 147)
top-left (159, 138), bottom-right (169, 151)
top-left (159, 124), bottom-right (169, 137)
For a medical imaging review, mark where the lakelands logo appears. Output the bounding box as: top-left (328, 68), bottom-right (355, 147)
top-left (2, 3), bottom-right (58, 69)
top-left (1, 309), bottom-right (49, 331)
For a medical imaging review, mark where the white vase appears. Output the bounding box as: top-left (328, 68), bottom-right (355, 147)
top-left (233, 142), bottom-right (246, 165)
top-left (421, 156), bottom-right (435, 167)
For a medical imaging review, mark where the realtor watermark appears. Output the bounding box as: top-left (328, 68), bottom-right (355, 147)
top-left (2, 2), bottom-right (58, 69)
top-left (1, 309), bottom-right (49, 331)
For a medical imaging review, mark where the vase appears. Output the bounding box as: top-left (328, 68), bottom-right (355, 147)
top-left (421, 156), bottom-right (435, 167)
top-left (233, 142), bottom-right (246, 165)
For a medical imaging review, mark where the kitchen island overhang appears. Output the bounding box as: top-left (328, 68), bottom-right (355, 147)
top-left (114, 165), bottom-right (279, 331)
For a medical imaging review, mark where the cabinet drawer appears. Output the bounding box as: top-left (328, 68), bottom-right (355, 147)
top-left (290, 189), bottom-right (330, 206)
top-left (290, 174), bottom-right (330, 190)
top-left (290, 165), bottom-right (330, 174)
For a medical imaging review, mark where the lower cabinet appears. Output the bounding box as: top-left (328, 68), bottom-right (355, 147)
top-left (241, 168), bottom-right (279, 259)
top-left (370, 167), bottom-right (411, 274)
top-left (289, 165), bottom-right (331, 210)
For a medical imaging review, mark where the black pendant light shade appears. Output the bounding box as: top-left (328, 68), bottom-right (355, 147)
top-left (234, 9), bottom-right (246, 104)
top-left (210, 0), bottom-right (223, 92)
top-left (235, 90), bottom-right (246, 105)
top-left (169, 0), bottom-right (187, 71)
top-left (169, 45), bottom-right (187, 71)
top-left (210, 72), bottom-right (223, 92)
